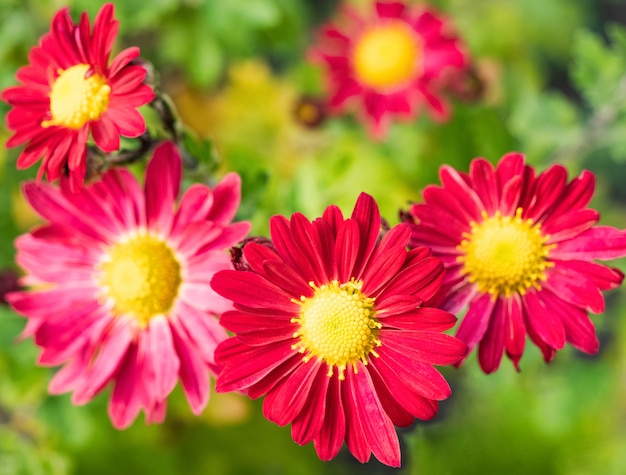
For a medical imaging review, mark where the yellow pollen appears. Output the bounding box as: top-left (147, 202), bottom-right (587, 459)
top-left (291, 279), bottom-right (381, 380)
top-left (352, 22), bottom-right (420, 89)
top-left (43, 64), bottom-right (111, 129)
top-left (99, 233), bottom-right (182, 327)
top-left (457, 208), bottom-right (555, 298)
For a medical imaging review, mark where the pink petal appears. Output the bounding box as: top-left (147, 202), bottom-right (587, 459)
top-left (143, 316), bottom-right (180, 402)
top-left (334, 219), bottom-right (360, 283)
top-left (380, 307), bottom-right (457, 332)
top-left (550, 226), bottom-right (626, 261)
top-left (477, 299), bottom-right (506, 373)
top-left (455, 292), bottom-right (495, 353)
top-left (544, 266), bottom-right (605, 314)
top-left (495, 152), bottom-right (525, 189)
top-left (369, 357), bottom-right (438, 420)
top-left (313, 376), bottom-right (346, 461)
top-left (108, 344), bottom-right (143, 429)
top-left (49, 350), bottom-right (89, 394)
top-left (291, 369), bottom-right (331, 445)
top-left (108, 46), bottom-right (140, 77)
top-left (270, 214), bottom-right (318, 283)
top-left (145, 141), bottom-right (181, 234)
top-left (544, 209), bottom-right (599, 243)
top-left (350, 193), bottom-right (381, 279)
top-left (210, 270), bottom-right (297, 313)
top-left (263, 360), bottom-right (322, 426)
top-left (503, 294), bottom-right (526, 370)
top-left (522, 290), bottom-right (566, 351)
top-left (525, 165), bottom-right (567, 221)
top-left (171, 325), bottom-right (210, 414)
top-left (551, 259), bottom-right (623, 291)
top-left (72, 319), bottom-right (134, 405)
top-left (91, 114), bottom-right (120, 152)
top-left (342, 371), bottom-right (371, 463)
top-left (104, 107), bottom-right (146, 137)
top-left (376, 345), bottom-right (451, 400)
top-left (550, 170), bottom-right (595, 216)
top-left (171, 184), bottom-right (214, 234)
top-left (539, 289), bottom-right (598, 354)
top-left (469, 158), bottom-right (499, 215)
top-left (382, 331), bottom-right (467, 366)
top-left (215, 338), bottom-right (296, 393)
top-left (351, 367), bottom-right (401, 467)
top-left (289, 213), bottom-right (329, 284)
top-left (375, 1), bottom-right (405, 18)
top-left (170, 300), bottom-right (227, 366)
top-left (361, 224), bottom-right (411, 295)
top-left (205, 173), bottom-right (242, 225)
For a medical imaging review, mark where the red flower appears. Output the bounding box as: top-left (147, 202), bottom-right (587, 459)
top-left (1, 3), bottom-right (154, 191)
top-left (7, 142), bottom-right (250, 428)
top-left (309, 1), bottom-right (467, 137)
top-left (211, 193), bottom-right (466, 467)
top-left (406, 153), bottom-right (626, 373)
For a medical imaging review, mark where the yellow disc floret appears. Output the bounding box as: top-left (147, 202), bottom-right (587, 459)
top-left (352, 22), bottom-right (420, 89)
top-left (99, 233), bottom-right (182, 327)
top-left (291, 279), bottom-right (381, 380)
top-left (43, 64), bottom-right (111, 129)
top-left (457, 208), bottom-right (555, 298)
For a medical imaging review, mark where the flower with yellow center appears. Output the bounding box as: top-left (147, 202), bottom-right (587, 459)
top-left (212, 193), bottom-right (467, 467)
top-left (406, 153), bottom-right (626, 374)
top-left (352, 22), bottom-right (420, 90)
top-left (99, 233), bottom-right (182, 328)
top-left (457, 209), bottom-right (555, 298)
top-left (310, 1), bottom-right (467, 137)
top-left (42, 64), bottom-right (111, 129)
top-left (1, 3), bottom-right (155, 191)
top-left (7, 141), bottom-right (250, 429)
top-left (291, 279), bottom-right (381, 380)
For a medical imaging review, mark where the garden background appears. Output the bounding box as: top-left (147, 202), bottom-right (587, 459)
top-left (2, 0), bottom-right (626, 473)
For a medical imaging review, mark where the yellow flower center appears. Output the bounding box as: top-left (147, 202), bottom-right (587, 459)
top-left (99, 234), bottom-right (182, 327)
top-left (352, 22), bottom-right (420, 89)
top-left (457, 209), bottom-right (555, 298)
top-left (43, 64), bottom-right (111, 129)
top-left (291, 279), bottom-right (381, 380)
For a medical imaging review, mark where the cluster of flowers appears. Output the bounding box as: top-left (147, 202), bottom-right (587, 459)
top-left (2, 1), bottom-right (626, 468)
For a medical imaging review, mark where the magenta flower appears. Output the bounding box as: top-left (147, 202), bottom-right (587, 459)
top-left (211, 193), bottom-right (467, 467)
top-left (406, 152), bottom-right (626, 372)
top-left (1, 3), bottom-right (154, 191)
top-left (309, 0), bottom-right (468, 137)
top-left (7, 142), bottom-right (250, 428)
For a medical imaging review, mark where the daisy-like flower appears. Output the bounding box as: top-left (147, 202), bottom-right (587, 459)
top-left (309, 0), bottom-right (467, 137)
top-left (211, 193), bottom-right (467, 467)
top-left (1, 3), bottom-right (154, 191)
top-left (7, 141), bottom-right (250, 428)
top-left (405, 152), bottom-right (626, 373)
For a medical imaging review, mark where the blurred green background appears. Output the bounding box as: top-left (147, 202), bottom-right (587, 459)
top-left (2, 0), bottom-right (626, 473)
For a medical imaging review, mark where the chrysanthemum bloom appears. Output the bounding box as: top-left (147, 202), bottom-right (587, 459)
top-left (405, 153), bottom-right (626, 373)
top-left (309, 1), bottom-right (467, 137)
top-left (211, 193), bottom-right (467, 467)
top-left (1, 3), bottom-right (154, 191)
top-left (7, 142), bottom-right (250, 428)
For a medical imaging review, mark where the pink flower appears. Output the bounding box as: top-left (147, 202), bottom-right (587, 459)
top-left (211, 193), bottom-right (467, 467)
top-left (405, 153), bottom-right (626, 372)
top-left (1, 3), bottom-right (154, 191)
top-left (7, 142), bottom-right (250, 428)
top-left (309, 1), bottom-right (467, 138)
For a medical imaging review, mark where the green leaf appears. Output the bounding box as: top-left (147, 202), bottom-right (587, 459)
top-left (509, 91), bottom-right (581, 162)
top-left (571, 28), bottom-right (626, 108)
